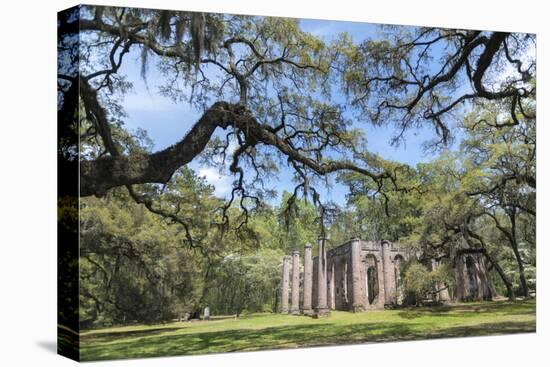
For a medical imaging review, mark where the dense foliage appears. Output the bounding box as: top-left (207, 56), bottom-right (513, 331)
top-left (58, 6), bottom-right (536, 326)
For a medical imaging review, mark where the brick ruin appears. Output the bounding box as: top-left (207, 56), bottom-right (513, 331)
top-left (280, 237), bottom-right (494, 315)
top-left (454, 252), bottom-right (496, 301)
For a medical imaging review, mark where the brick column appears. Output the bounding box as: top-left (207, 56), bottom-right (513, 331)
top-left (350, 238), bottom-right (365, 312)
top-left (281, 255), bottom-right (290, 313)
top-left (315, 236), bottom-right (330, 317)
top-left (381, 240), bottom-right (395, 305)
top-left (290, 250), bottom-right (301, 315)
top-left (328, 262), bottom-right (335, 310)
top-left (375, 253), bottom-right (386, 309)
top-left (302, 243), bottom-right (313, 315)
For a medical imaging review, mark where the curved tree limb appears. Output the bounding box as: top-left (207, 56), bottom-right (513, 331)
top-left (80, 97), bottom-right (389, 197)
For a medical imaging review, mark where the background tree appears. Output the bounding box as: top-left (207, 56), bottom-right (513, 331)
top-left (79, 167), bottom-right (226, 325)
top-left (460, 99), bottom-right (536, 297)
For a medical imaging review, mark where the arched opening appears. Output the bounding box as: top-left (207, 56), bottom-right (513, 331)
top-left (367, 267), bottom-right (378, 304)
top-left (365, 254), bottom-right (379, 305)
top-left (342, 261), bottom-right (349, 304)
top-left (465, 256), bottom-right (479, 300)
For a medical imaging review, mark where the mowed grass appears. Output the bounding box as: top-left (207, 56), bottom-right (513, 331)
top-left (79, 299), bottom-right (535, 361)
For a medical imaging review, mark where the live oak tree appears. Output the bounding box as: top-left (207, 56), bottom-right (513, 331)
top-left (410, 155), bottom-right (519, 300)
top-left (459, 100), bottom-right (535, 297)
top-left (342, 27), bottom-right (536, 148)
top-left (62, 11), bottom-right (389, 181)
top-left (58, 5), bottom-right (537, 332)
top-left (59, 6), bottom-right (535, 253)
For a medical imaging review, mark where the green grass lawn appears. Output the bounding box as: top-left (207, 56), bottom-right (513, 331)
top-left (79, 299), bottom-right (535, 361)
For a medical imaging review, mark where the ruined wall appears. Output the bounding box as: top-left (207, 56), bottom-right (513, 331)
top-left (362, 240), bottom-right (410, 309)
top-left (326, 242), bottom-right (352, 310)
top-left (284, 238), bottom-right (494, 315)
top-left (454, 253), bottom-right (495, 301)
top-left (312, 239), bottom-right (410, 312)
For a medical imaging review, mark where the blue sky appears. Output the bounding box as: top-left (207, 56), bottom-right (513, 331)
top-left (117, 17), bottom-right (445, 206)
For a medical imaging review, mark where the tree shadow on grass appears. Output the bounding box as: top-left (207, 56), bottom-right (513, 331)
top-left (80, 319), bottom-right (535, 361)
top-left (81, 327), bottom-right (184, 344)
top-left (397, 300), bottom-right (536, 320)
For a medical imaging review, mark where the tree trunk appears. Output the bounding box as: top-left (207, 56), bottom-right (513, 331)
top-left (510, 210), bottom-right (529, 297)
top-left (482, 251), bottom-right (515, 301)
top-left (484, 210), bottom-right (527, 299)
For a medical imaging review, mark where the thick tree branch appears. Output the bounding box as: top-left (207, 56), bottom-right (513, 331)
top-left (80, 99), bottom-right (388, 197)
top-left (80, 101), bottom-right (239, 196)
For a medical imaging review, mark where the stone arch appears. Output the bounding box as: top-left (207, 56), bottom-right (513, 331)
top-left (342, 260), bottom-right (349, 305)
top-left (365, 254), bottom-right (379, 305)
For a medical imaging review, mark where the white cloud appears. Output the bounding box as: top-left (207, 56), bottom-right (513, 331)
top-left (307, 23), bottom-right (338, 37)
top-left (123, 92), bottom-right (183, 112)
top-left (194, 137), bottom-right (241, 198)
top-left (198, 166), bottom-right (233, 198)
